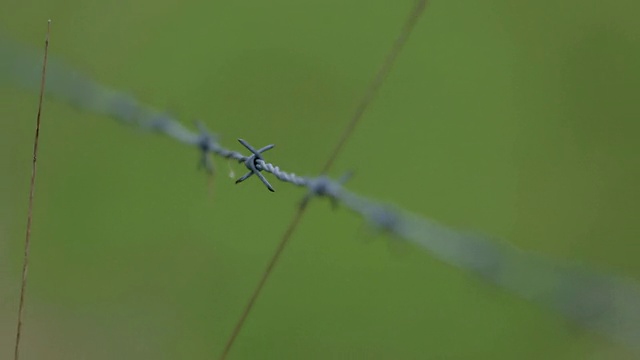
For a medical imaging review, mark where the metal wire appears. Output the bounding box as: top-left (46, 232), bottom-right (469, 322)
top-left (2, 35), bottom-right (640, 354)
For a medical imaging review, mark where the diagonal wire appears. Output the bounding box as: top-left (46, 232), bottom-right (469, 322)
top-left (321, 0), bottom-right (429, 174)
top-left (218, 1), bottom-right (429, 358)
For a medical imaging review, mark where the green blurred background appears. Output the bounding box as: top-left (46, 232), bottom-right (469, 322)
top-left (1, 0), bottom-right (639, 358)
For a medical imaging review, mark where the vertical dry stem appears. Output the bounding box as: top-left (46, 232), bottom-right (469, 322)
top-left (14, 19), bottom-right (51, 360)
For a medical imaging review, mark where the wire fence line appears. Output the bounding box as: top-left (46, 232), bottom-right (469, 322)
top-left (2, 36), bottom-right (640, 353)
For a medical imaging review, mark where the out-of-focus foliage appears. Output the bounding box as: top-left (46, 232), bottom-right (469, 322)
top-left (1, 0), bottom-right (639, 359)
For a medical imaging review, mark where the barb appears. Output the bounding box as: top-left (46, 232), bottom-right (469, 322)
top-left (14, 19), bottom-right (51, 360)
top-left (339, 191), bottom-right (640, 352)
top-left (235, 139), bottom-right (276, 192)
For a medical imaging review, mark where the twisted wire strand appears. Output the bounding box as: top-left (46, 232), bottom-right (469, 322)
top-left (2, 37), bottom-right (640, 353)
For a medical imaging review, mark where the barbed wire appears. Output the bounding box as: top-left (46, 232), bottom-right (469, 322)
top-left (2, 36), bottom-right (640, 353)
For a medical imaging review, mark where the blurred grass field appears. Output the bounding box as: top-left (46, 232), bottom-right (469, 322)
top-left (1, 0), bottom-right (639, 359)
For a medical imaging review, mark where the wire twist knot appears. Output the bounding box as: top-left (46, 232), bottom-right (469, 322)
top-left (235, 139), bottom-right (275, 192)
top-left (302, 172), bottom-right (352, 208)
top-left (195, 121), bottom-right (218, 174)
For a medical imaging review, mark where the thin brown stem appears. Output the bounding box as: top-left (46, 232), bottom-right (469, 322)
top-left (219, 203), bottom-right (309, 359)
top-left (14, 19), bottom-right (51, 360)
top-left (321, 0), bottom-right (429, 174)
top-left (219, 2), bottom-right (428, 358)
